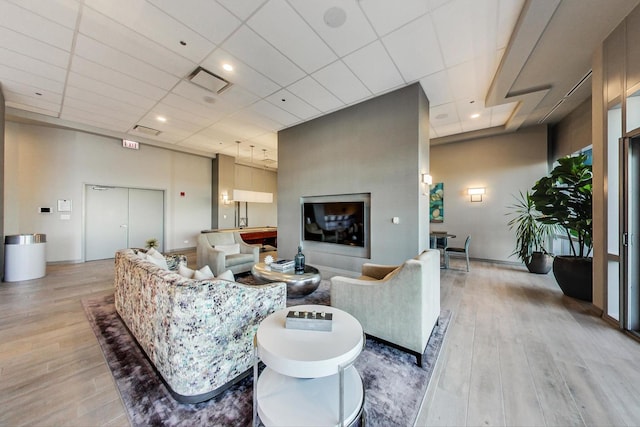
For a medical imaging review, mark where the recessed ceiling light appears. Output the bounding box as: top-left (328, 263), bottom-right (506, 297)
top-left (222, 63), bottom-right (233, 72)
top-left (471, 113), bottom-right (480, 119)
top-left (203, 95), bottom-right (216, 104)
top-left (157, 116), bottom-right (167, 122)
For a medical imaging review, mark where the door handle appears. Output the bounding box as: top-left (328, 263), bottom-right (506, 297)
top-left (622, 232), bottom-right (629, 247)
top-left (120, 224), bottom-right (128, 228)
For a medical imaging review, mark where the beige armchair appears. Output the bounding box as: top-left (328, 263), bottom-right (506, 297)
top-left (330, 249), bottom-right (440, 366)
top-left (197, 232), bottom-right (259, 276)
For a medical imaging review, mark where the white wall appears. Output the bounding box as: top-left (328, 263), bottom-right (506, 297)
top-left (5, 121), bottom-right (211, 262)
top-left (430, 125), bottom-right (549, 263)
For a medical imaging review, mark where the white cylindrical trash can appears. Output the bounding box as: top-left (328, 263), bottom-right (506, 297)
top-left (4, 234), bottom-right (47, 282)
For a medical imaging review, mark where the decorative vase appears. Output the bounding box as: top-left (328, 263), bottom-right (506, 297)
top-left (294, 246), bottom-right (305, 272)
top-left (552, 256), bottom-right (593, 302)
top-left (525, 252), bottom-right (553, 274)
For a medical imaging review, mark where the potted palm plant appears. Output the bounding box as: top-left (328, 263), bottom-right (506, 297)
top-left (506, 190), bottom-right (557, 274)
top-left (530, 154), bottom-right (593, 301)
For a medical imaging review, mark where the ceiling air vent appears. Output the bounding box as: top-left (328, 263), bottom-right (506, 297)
top-left (187, 66), bottom-right (232, 94)
top-left (132, 125), bottom-right (161, 136)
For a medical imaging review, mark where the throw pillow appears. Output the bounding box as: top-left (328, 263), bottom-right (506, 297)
top-left (217, 269), bottom-right (234, 282)
top-left (146, 253), bottom-right (169, 270)
top-left (178, 264), bottom-right (195, 278)
top-left (214, 243), bottom-right (240, 255)
top-left (194, 265), bottom-right (215, 280)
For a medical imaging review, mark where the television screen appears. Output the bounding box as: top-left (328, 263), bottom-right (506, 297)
top-left (303, 201), bottom-right (365, 247)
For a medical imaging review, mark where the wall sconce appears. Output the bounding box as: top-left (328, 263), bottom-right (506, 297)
top-left (468, 187), bottom-right (486, 202)
top-left (422, 174), bottom-right (433, 185)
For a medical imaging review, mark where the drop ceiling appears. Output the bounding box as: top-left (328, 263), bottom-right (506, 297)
top-left (1, 0), bottom-right (638, 169)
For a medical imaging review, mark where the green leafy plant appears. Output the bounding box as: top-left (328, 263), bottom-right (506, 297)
top-left (530, 154), bottom-right (593, 257)
top-left (507, 190), bottom-right (558, 264)
top-left (145, 238), bottom-right (159, 249)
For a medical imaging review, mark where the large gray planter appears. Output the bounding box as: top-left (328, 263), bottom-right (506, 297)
top-left (552, 256), bottom-right (593, 302)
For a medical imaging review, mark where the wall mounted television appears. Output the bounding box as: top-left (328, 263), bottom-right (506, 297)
top-left (301, 193), bottom-right (370, 258)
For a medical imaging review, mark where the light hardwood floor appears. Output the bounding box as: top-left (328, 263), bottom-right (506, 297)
top-left (1, 252), bottom-right (639, 426)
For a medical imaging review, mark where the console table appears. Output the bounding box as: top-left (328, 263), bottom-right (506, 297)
top-left (253, 305), bottom-right (365, 427)
top-left (200, 227), bottom-right (277, 248)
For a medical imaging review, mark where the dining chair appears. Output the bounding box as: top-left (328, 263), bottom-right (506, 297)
top-left (444, 235), bottom-right (471, 271)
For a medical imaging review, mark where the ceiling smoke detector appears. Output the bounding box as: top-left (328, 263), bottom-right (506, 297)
top-left (188, 66), bottom-right (232, 94)
top-left (324, 7), bottom-right (347, 28)
top-left (132, 125), bottom-right (162, 136)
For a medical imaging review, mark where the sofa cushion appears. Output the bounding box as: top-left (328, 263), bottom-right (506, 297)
top-left (146, 249), bottom-right (169, 270)
top-left (215, 243), bottom-right (240, 255)
top-left (225, 252), bottom-right (254, 267)
top-left (216, 269), bottom-right (235, 282)
top-left (178, 264), bottom-right (195, 278)
top-left (194, 265), bottom-right (215, 280)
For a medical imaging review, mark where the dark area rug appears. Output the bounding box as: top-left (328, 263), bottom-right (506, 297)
top-left (83, 280), bottom-right (450, 427)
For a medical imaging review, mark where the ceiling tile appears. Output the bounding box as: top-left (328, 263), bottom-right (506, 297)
top-left (60, 106), bottom-right (133, 132)
top-left (149, 101), bottom-right (215, 128)
top-left (5, 99), bottom-right (59, 117)
top-left (74, 35), bottom-right (181, 90)
top-left (247, 0), bottom-right (336, 73)
top-left (179, 133), bottom-right (225, 151)
top-left (287, 76), bottom-right (344, 112)
top-left (84, 0), bottom-right (216, 63)
top-left (231, 108), bottom-right (284, 131)
top-left (497, 0), bottom-right (526, 49)
top-left (208, 117), bottom-right (270, 140)
top-left (171, 80), bottom-right (258, 112)
top-left (222, 25), bottom-right (305, 86)
top-left (70, 58), bottom-right (166, 102)
top-left (200, 49), bottom-right (281, 98)
top-left (3, 89), bottom-right (61, 114)
top-left (67, 72), bottom-right (156, 111)
top-left (312, 60), bottom-right (371, 104)
top-left (0, 63), bottom-right (65, 94)
top-left (265, 89), bottom-right (320, 120)
top-left (383, 14), bottom-right (444, 82)
top-left (430, 103), bottom-right (460, 126)
top-left (247, 132), bottom-right (278, 150)
top-left (216, 0), bottom-right (268, 20)
top-left (0, 27), bottom-right (70, 68)
top-left (137, 110), bottom-right (205, 135)
top-left (6, 0), bottom-right (80, 29)
top-left (360, 0), bottom-right (430, 36)
top-left (63, 91), bottom-right (145, 123)
top-left (288, 0), bottom-right (377, 57)
top-left (248, 100), bottom-right (300, 127)
top-left (432, 0), bottom-right (497, 68)
top-left (162, 93), bottom-right (230, 122)
top-left (419, 70), bottom-right (454, 106)
top-left (431, 121), bottom-right (463, 138)
top-left (0, 47), bottom-right (67, 83)
top-left (0, 0), bottom-right (75, 50)
top-left (79, 7), bottom-right (196, 78)
top-left (489, 102), bottom-right (517, 127)
top-left (148, 0), bottom-right (241, 44)
top-left (343, 41), bottom-right (405, 93)
top-left (447, 60), bottom-right (485, 102)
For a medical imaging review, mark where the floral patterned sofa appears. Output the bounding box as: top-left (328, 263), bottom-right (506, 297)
top-left (113, 248), bottom-right (286, 403)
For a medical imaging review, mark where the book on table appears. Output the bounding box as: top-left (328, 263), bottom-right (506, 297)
top-left (270, 259), bottom-right (295, 271)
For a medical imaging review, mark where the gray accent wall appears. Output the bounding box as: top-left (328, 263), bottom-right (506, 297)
top-left (0, 85), bottom-right (5, 278)
top-left (277, 84), bottom-right (430, 272)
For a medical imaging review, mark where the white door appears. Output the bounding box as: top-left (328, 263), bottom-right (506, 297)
top-left (85, 186), bottom-right (129, 261)
top-left (85, 185), bottom-right (164, 261)
top-left (128, 188), bottom-right (164, 250)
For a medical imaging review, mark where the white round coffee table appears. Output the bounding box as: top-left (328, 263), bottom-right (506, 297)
top-left (254, 304), bottom-right (365, 427)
